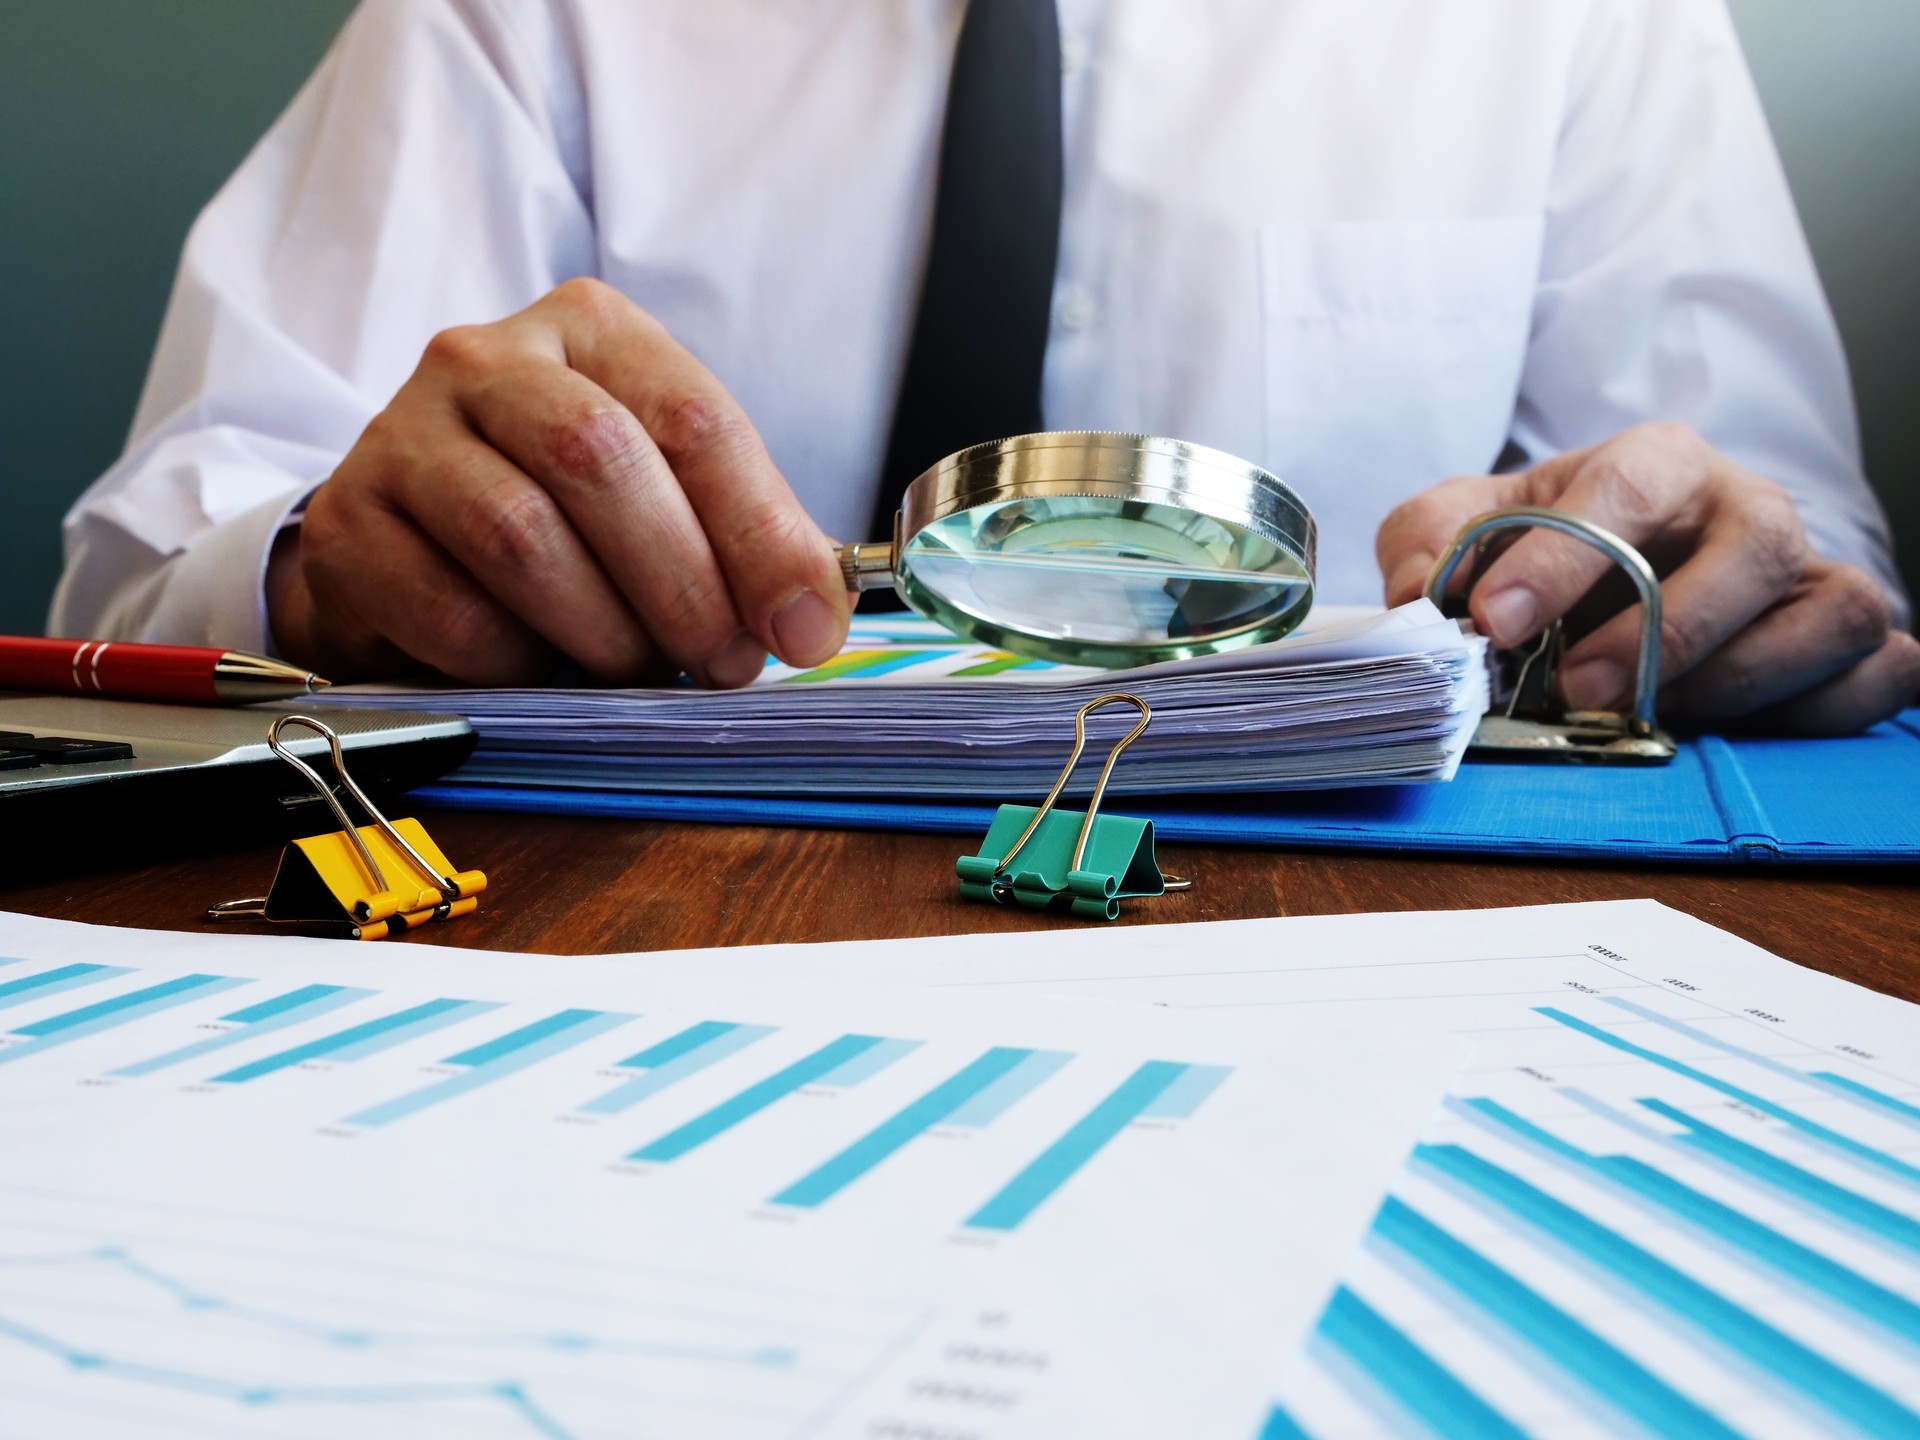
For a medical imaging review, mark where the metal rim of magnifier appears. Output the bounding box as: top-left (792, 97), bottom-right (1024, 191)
top-left (837, 432), bottom-right (1319, 664)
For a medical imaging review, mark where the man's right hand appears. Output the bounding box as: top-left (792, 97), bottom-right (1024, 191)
top-left (266, 278), bottom-right (850, 688)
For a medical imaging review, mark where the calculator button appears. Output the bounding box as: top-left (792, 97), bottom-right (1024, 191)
top-left (7, 735), bottom-right (135, 764)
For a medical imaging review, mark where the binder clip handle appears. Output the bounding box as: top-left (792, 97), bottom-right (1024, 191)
top-left (955, 691), bottom-right (1191, 920)
top-left (1425, 507), bottom-right (1678, 765)
top-left (999, 692), bottom-right (1161, 880)
top-left (263, 715), bottom-right (471, 920)
top-left (208, 714), bottom-right (486, 939)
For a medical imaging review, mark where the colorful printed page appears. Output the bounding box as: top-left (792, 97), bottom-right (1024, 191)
top-left (765, 614), bottom-right (1070, 685)
top-left (761, 605), bottom-right (1399, 686)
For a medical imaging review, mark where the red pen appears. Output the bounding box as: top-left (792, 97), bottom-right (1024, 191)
top-left (0, 637), bottom-right (329, 706)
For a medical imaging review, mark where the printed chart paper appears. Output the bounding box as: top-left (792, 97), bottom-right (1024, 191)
top-left (633, 899), bottom-right (1920, 1438)
top-left (0, 912), bottom-right (1458, 1440)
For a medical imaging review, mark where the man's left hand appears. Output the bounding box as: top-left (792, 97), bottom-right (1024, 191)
top-left (1377, 424), bottom-right (1920, 734)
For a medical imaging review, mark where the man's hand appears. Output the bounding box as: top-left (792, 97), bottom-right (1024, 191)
top-left (1378, 424), bottom-right (1920, 733)
top-left (267, 278), bottom-right (850, 688)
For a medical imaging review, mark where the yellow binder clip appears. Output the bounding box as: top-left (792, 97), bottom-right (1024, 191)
top-left (209, 715), bottom-right (486, 941)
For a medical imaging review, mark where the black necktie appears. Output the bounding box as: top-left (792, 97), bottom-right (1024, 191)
top-left (867, 0), bottom-right (1065, 565)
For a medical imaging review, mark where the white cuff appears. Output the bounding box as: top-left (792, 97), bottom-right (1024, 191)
top-left (161, 485), bottom-right (321, 654)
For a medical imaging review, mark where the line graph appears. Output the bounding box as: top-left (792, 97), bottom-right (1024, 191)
top-left (0, 1197), bottom-right (925, 1440)
top-left (0, 1242), bottom-right (816, 1440)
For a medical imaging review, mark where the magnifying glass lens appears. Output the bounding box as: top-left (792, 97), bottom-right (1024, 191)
top-left (898, 494), bottom-right (1312, 665)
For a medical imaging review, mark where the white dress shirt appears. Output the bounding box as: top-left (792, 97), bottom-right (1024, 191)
top-left (51, 0), bottom-right (1907, 650)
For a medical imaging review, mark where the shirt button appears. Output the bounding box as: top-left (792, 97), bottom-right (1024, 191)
top-left (1060, 36), bottom-right (1089, 76)
top-left (1056, 288), bottom-right (1095, 332)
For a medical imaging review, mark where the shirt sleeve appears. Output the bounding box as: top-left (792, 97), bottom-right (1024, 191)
top-left (48, 0), bottom-right (595, 650)
top-left (1509, 0), bottom-right (1908, 626)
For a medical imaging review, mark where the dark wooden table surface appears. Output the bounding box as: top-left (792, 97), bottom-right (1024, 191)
top-left (4, 809), bottom-right (1917, 1004)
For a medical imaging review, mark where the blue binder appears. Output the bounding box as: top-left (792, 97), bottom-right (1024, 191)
top-left (411, 710), bottom-right (1920, 865)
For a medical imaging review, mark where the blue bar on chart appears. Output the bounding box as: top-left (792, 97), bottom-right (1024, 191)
top-left (1600, 996), bottom-right (1819, 1076)
top-left (1256, 1407), bottom-right (1313, 1440)
top-left (772, 1047), bottom-right (1070, 1209)
top-left (0, 974), bottom-right (250, 1067)
top-left (1368, 1195), bottom-right (1740, 1440)
top-left (1306, 1284), bottom-right (1531, 1440)
top-left (632, 1033), bottom-right (912, 1163)
top-left (1455, 1098), bottom-right (1920, 1344)
top-left (1633, 1097), bottom-right (1920, 1259)
top-left (343, 1008), bottom-right (636, 1127)
top-left (1139, 1063), bottom-right (1232, 1119)
top-left (0, 962), bottom-right (133, 1013)
top-left (942, 1050), bottom-right (1073, 1128)
top-left (111, 984), bottom-right (378, 1077)
top-left (1414, 1141), bottom-right (1920, 1435)
top-left (964, 1060), bottom-right (1195, 1232)
top-left (814, 1037), bottom-right (921, 1086)
top-left (1536, 1006), bottom-right (1920, 1187)
top-left (1811, 1071), bottom-right (1920, 1130)
top-left (209, 997), bottom-right (500, 1083)
top-left (1602, 996), bottom-right (1920, 1135)
top-left (579, 1020), bottom-right (777, 1116)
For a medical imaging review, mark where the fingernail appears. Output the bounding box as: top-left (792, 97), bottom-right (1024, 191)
top-left (772, 589), bottom-right (843, 667)
top-left (1479, 586), bottom-right (1540, 647)
top-left (1386, 554), bottom-right (1435, 605)
top-left (705, 632), bottom-right (767, 689)
top-left (1560, 658), bottom-right (1627, 712)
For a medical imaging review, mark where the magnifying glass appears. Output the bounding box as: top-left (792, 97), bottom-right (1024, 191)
top-left (835, 431), bottom-right (1317, 667)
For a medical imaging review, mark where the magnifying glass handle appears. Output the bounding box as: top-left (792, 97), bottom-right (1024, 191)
top-left (836, 540), bottom-right (899, 592)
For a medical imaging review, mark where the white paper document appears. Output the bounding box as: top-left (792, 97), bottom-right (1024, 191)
top-left (315, 601), bottom-right (1489, 796)
top-left (629, 900), bottom-right (1920, 1438)
top-left (0, 911), bottom-right (1458, 1440)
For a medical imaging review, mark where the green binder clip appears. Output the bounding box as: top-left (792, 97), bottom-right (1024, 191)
top-left (956, 692), bottom-right (1191, 922)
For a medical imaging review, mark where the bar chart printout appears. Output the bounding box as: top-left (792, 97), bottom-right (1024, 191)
top-left (967, 1061), bottom-right (1233, 1231)
top-left (113, 984), bottom-right (377, 1077)
top-left (0, 962), bottom-right (132, 1013)
top-left (1236, 946), bottom-right (1920, 1437)
top-left (769, 1047), bottom-right (1075, 1210)
top-left (630, 1033), bottom-right (921, 1163)
top-left (579, 1020), bottom-right (778, 1115)
top-left (344, 1008), bottom-right (637, 1127)
top-left (208, 997), bottom-right (502, 1083)
top-left (0, 973), bottom-right (250, 1067)
top-left (0, 909), bottom-right (1469, 1440)
top-left (659, 901), bottom-right (1920, 1437)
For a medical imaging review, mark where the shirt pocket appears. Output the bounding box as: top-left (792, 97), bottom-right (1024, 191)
top-left (1258, 217), bottom-right (1544, 597)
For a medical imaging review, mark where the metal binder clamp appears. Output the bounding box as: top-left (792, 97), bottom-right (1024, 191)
top-left (956, 693), bottom-right (1191, 921)
top-left (209, 715), bottom-right (487, 940)
top-left (1425, 507), bottom-right (1677, 765)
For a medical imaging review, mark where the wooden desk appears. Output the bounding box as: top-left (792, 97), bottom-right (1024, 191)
top-left (4, 810), bottom-right (1916, 1004)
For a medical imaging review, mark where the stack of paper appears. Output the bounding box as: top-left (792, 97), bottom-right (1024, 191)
top-left (319, 599), bottom-right (1487, 798)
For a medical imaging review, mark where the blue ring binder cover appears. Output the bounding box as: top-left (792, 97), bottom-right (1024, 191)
top-left (409, 710), bottom-right (1920, 865)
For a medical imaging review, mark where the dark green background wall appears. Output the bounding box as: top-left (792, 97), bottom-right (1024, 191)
top-left (0, 0), bottom-right (356, 633)
top-left (2, 0), bottom-right (1915, 634)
